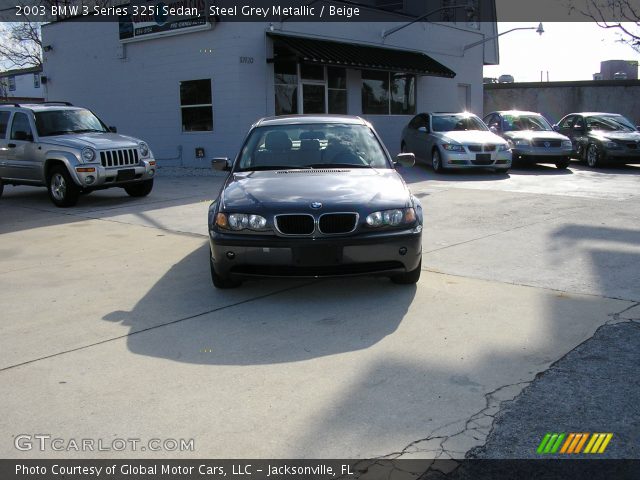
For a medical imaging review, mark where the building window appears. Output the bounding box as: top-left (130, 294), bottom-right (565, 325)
top-left (274, 63), bottom-right (347, 115)
top-left (179, 79), bottom-right (213, 132)
top-left (274, 61), bottom-right (298, 116)
top-left (34, 73), bottom-right (40, 88)
top-left (8, 76), bottom-right (16, 91)
top-left (327, 67), bottom-right (347, 114)
top-left (362, 70), bottom-right (415, 115)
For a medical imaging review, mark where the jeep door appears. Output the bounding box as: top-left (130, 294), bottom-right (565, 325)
top-left (0, 111), bottom-right (10, 179)
top-left (6, 111), bottom-right (40, 181)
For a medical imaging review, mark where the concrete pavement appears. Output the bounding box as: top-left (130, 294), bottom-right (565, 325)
top-left (0, 162), bottom-right (638, 459)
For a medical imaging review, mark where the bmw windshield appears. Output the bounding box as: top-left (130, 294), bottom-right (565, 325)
top-left (236, 123), bottom-right (391, 171)
top-left (432, 114), bottom-right (488, 132)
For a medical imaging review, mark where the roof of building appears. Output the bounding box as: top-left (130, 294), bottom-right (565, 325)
top-left (0, 66), bottom-right (43, 78)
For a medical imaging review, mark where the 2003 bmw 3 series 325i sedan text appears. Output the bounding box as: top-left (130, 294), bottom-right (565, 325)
top-left (207, 115), bottom-right (423, 289)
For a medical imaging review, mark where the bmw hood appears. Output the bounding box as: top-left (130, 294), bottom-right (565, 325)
top-left (503, 131), bottom-right (570, 142)
top-left (43, 133), bottom-right (141, 150)
top-left (437, 130), bottom-right (507, 145)
top-left (591, 130), bottom-right (640, 142)
top-left (221, 169), bottom-right (412, 211)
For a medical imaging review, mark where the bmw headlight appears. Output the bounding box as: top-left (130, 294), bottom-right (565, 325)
top-left (139, 142), bottom-right (150, 158)
top-left (366, 208), bottom-right (416, 228)
top-left (497, 143), bottom-right (509, 151)
top-left (216, 213), bottom-right (268, 232)
top-left (514, 139), bottom-right (531, 146)
top-left (605, 141), bottom-right (620, 149)
top-left (81, 147), bottom-right (96, 162)
top-left (442, 143), bottom-right (465, 152)
top-left (561, 140), bottom-right (572, 148)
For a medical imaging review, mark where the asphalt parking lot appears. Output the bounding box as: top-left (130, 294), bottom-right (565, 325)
top-left (1, 162), bottom-right (639, 459)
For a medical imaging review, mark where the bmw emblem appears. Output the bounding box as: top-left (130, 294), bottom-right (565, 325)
top-left (544, 141), bottom-right (551, 148)
top-left (310, 202), bottom-right (322, 209)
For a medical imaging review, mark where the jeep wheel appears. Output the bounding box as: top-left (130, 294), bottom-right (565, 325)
top-left (124, 179), bottom-right (153, 197)
top-left (47, 166), bottom-right (80, 207)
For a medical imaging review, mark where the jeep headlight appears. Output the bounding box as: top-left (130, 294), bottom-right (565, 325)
top-left (81, 147), bottom-right (96, 162)
top-left (216, 213), bottom-right (268, 232)
top-left (139, 142), bottom-right (150, 158)
top-left (366, 208), bottom-right (416, 228)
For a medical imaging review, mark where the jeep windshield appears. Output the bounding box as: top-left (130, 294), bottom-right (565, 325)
top-left (34, 109), bottom-right (108, 136)
top-left (236, 123), bottom-right (391, 171)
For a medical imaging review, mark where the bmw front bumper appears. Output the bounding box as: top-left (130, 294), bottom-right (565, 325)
top-left (209, 227), bottom-right (422, 279)
top-left (440, 149), bottom-right (511, 169)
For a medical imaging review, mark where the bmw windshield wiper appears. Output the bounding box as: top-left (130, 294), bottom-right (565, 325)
top-left (72, 129), bottom-right (106, 133)
top-left (240, 165), bottom-right (311, 171)
top-left (309, 163), bottom-right (371, 169)
top-left (43, 130), bottom-right (75, 136)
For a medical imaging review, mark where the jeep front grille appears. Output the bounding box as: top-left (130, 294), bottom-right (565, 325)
top-left (100, 149), bottom-right (139, 168)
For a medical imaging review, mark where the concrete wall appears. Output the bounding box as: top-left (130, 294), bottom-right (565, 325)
top-left (42, 19), bottom-right (491, 165)
top-left (484, 80), bottom-right (640, 126)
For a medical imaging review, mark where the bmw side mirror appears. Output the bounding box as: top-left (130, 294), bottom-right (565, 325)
top-left (109, 126), bottom-right (118, 133)
top-left (636, 125), bottom-right (640, 131)
top-left (489, 126), bottom-right (498, 134)
top-left (552, 124), bottom-right (559, 131)
top-left (212, 157), bottom-right (231, 171)
top-left (395, 153), bottom-right (415, 168)
top-left (417, 126), bottom-right (428, 133)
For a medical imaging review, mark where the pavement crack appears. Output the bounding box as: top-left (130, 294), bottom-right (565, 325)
top-left (0, 281), bottom-right (316, 373)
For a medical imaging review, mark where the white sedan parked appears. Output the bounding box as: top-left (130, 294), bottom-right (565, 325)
top-left (401, 112), bottom-right (512, 173)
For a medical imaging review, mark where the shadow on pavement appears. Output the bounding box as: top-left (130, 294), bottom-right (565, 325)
top-left (103, 243), bottom-right (416, 365)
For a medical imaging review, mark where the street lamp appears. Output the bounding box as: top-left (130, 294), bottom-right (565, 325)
top-left (462, 23), bottom-right (544, 53)
top-left (382, 3), bottom-right (476, 40)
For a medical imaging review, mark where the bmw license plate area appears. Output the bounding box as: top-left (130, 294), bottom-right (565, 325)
top-left (116, 169), bottom-right (135, 181)
top-left (293, 246), bottom-right (343, 266)
top-left (476, 153), bottom-right (491, 161)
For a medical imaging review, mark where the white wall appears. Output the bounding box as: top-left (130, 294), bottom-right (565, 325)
top-left (0, 71), bottom-right (43, 100)
top-left (42, 20), bottom-right (487, 164)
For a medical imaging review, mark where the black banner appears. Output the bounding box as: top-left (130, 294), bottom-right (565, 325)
top-left (2, 459), bottom-right (640, 480)
top-left (0, 0), bottom-right (638, 22)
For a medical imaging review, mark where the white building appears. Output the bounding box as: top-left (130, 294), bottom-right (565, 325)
top-left (41, 1), bottom-right (499, 166)
top-left (0, 66), bottom-right (44, 102)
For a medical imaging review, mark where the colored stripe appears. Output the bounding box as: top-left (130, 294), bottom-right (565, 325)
top-left (544, 434), bottom-right (559, 454)
top-left (574, 433), bottom-right (589, 453)
top-left (597, 433), bottom-right (613, 453)
top-left (537, 433), bottom-right (552, 454)
top-left (567, 434), bottom-right (581, 453)
top-left (550, 433), bottom-right (566, 453)
top-left (584, 433), bottom-right (599, 453)
top-left (560, 433), bottom-right (575, 454)
top-left (590, 433), bottom-right (606, 454)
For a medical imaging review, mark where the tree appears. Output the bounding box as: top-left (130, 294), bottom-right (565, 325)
top-left (0, 21), bottom-right (43, 69)
top-left (569, 0), bottom-right (640, 52)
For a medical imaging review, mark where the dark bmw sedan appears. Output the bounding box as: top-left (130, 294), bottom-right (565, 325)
top-left (207, 115), bottom-right (423, 289)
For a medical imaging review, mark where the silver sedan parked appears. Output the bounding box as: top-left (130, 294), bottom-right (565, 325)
top-left (401, 112), bottom-right (511, 173)
top-left (483, 110), bottom-right (573, 169)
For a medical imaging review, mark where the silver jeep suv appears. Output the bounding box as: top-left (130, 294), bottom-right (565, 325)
top-left (0, 102), bottom-right (156, 207)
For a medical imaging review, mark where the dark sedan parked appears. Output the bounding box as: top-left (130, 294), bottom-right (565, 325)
top-left (554, 112), bottom-right (640, 168)
top-left (207, 115), bottom-right (423, 289)
top-left (483, 110), bottom-right (573, 169)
